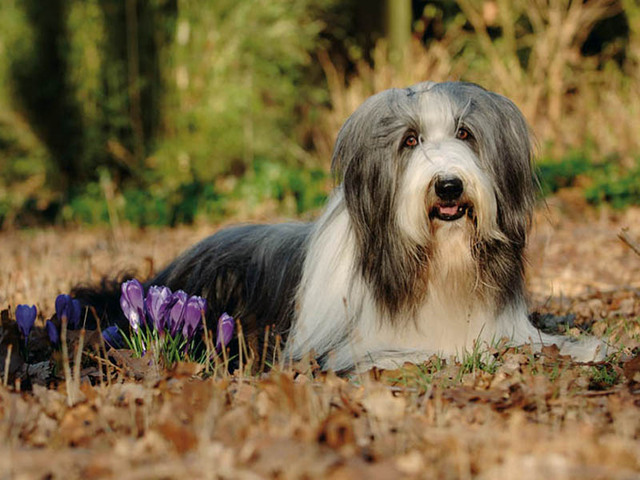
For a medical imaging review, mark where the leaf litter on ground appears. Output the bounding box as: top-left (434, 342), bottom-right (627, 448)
top-left (0, 204), bottom-right (640, 478)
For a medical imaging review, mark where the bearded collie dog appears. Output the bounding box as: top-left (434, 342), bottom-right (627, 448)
top-left (82, 81), bottom-right (606, 371)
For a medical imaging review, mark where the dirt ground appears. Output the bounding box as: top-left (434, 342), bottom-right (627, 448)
top-left (1, 200), bottom-right (639, 479)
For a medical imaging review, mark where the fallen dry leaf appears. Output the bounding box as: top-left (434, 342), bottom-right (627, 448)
top-left (623, 354), bottom-right (640, 382)
top-left (317, 410), bottom-right (356, 449)
top-left (156, 419), bottom-right (198, 453)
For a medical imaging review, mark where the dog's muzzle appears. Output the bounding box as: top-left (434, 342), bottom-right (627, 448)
top-left (429, 176), bottom-right (470, 221)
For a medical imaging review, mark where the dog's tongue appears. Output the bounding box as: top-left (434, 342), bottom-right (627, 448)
top-left (439, 205), bottom-right (459, 216)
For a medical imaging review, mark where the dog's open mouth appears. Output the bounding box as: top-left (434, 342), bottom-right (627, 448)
top-left (429, 202), bottom-right (470, 222)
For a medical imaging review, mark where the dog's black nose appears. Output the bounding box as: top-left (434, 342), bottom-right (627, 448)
top-left (435, 176), bottom-right (464, 201)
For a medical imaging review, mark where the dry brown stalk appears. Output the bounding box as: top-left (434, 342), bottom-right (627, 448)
top-left (3, 344), bottom-right (11, 387)
top-left (619, 227), bottom-right (640, 257)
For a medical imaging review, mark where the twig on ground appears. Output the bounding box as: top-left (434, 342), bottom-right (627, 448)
top-left (3, 344), bottom-right (11, 387)
top-left (73, 329), bottom-right (86, 395)
top-left (60, 318), bottom-right (77, 407)
top-left (618, 228), bottom-right (640, 257)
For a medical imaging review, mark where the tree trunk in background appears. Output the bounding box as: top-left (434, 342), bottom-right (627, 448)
top-left (98, 0), bottom-right (168, 177)
top-left (11, 0), bottom-right (85, 191)
top-left (384, 0), bottom-right (412, 65)
top-left (125, 0), bottom-right (145, 167)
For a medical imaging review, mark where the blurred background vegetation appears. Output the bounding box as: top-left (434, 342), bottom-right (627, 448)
top-left (0, 0), bottom-right (639, 228)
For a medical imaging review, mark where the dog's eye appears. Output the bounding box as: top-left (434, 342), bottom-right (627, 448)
top-left (403, 134), bottom-right (419, 148)
top-left (456, 127), bottom-right (472, 141)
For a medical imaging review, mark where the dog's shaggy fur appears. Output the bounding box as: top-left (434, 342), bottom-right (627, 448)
top-left (82, 82), bottom-right (606, 371)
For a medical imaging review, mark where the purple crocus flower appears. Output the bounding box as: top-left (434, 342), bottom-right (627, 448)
top-left (102, 326), bottom-right (124, 349)
top-left (145, 285), bottom-right (173, 332)
top-left (120, 279), bottom-right (146, 332)
top-left (215, 313), bottom-right (234, 351)
top-left (168, 290), bottom-right (188, 337)
top-left (15, 304), bottom-right (37, 345)
top-left (182, 295), bottom-right (207, 340)
top-left (46, 320), bottom-right (59, 345)
top-left (55, 294), bottom-right (82, 329)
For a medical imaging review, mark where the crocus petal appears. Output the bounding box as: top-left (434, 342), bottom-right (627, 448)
top-left (68, 298), bottom-right (83, 329)
top-left (182, 295), bottom-right (207, 340)
top-left (55, 294), bottom-right (83, 329)
top-left (16, 304), bottom-right (37, 344)
top-left (120, 279), bottom-right (146, 332)
top-left (55, 294), bottom-right (70, 320)
top-left (168, 290), bottom-right (188, 337)
top-left (145, 285), bottom-right (173, 331)
top-left (102, 326), bottom-right (124, 349)
top-left (46, 320), bottom-right (59, 345)
top-left (215, 313), bottom-right (234, 351)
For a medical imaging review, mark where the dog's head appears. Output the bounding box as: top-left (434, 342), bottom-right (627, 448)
top-left (331, 82), bottom-right (536, 312)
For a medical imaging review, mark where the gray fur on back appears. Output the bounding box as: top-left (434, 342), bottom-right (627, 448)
top-left (151, 223), bottom-right (312, 346)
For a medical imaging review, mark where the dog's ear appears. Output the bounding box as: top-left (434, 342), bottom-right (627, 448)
top-left (330, 111), bottom-right (362, 183)
top-left (332, 91), bottom-right (386, 181)
top-left (330, 89), bottom-right (406, 231)
top-left (330, 89), bottom-right (423, 314)
top-left (464, 87), bottom-right (536, 246)
top-left (489, 92), bottom-right (536, 243)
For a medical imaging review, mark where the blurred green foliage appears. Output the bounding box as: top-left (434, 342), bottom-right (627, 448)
top-left (62, 159), bottom-right (329, 226)
top-left (0, 0), bottom-right (336, 227)
top-left (157, 0), bottom-right (327, 181)
top-left (539, 151), bottom-right (640, 209)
